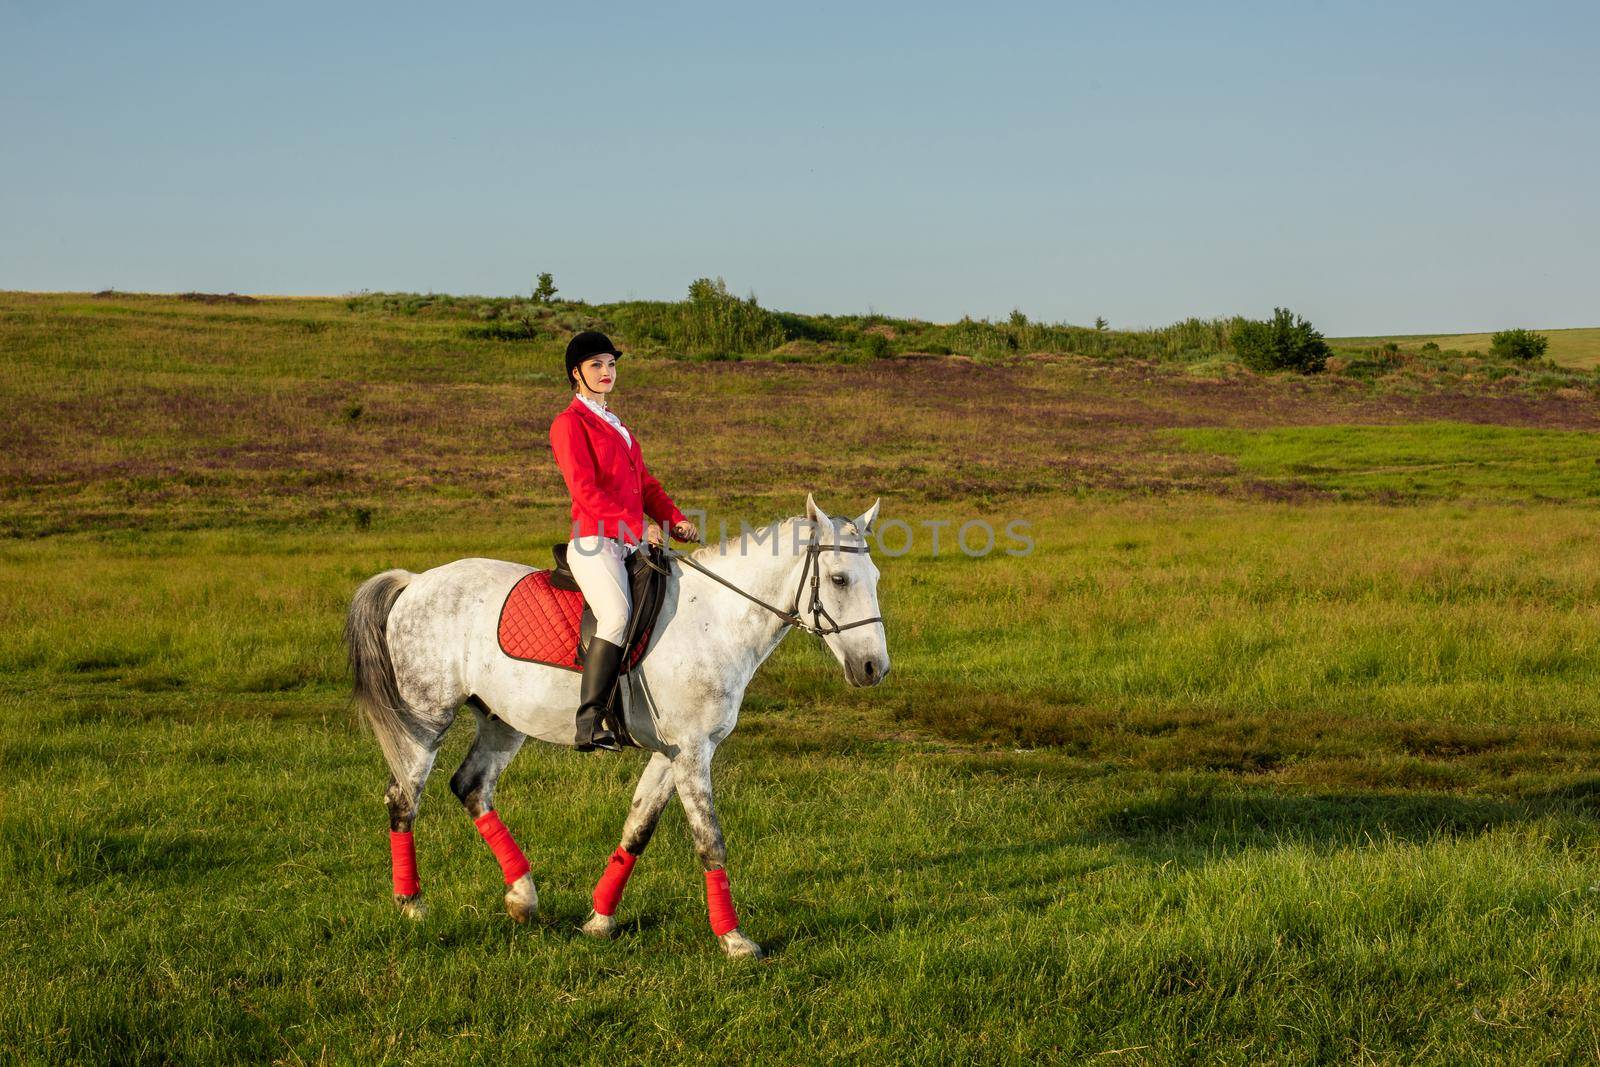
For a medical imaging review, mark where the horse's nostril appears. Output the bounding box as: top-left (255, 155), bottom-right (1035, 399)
top-left (863, 660), bottom-right (876, 678)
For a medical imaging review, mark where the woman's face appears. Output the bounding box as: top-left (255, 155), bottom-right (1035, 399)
top-left (576, 354), bottom-right (617, 396)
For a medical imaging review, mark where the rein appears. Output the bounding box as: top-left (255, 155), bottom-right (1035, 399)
top-left (660, 535), bottom-right (883, 638)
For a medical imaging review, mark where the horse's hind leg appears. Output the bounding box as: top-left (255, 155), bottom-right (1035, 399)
top-left (384, 725), bottom-right (448, 921)
top-left (450, 702), bottom-right (538, 923)
top-left (581, 751), bottom-right (676, 940)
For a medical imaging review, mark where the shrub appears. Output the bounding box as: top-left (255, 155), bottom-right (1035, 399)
top-left (532, 272), bottom-right (558, 303)
top-left (680, 277), bottom-right (784, 355)
top-left (1489, 328), bottom-right (1549, 361)
top-left (1339, 351), bottom-right (1403, 380)
top-left (465, 317), bottom-right (544, 341)
top-left (456, 301), bottom-right (558, 340)
top-left (770, 310), bottom-right (840, 343)
top-left (1231, 307), bottom-right (1330, 374)
top-left (608, 277), bottom-right (784, 357)
top-left (861, 332), bottom-right (893, 359)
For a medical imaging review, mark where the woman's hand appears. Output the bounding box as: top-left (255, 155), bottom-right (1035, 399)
top-left (646, 522), bottom-right (664, 547)
top-left (672, 519), bottom-right (700, 543)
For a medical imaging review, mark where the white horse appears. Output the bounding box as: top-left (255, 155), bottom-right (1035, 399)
top-left (344, 494), bottom-right (889, 958)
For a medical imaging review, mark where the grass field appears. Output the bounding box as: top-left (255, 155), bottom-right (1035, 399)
top-left (4, 292), bottom-right (1600, 1062)
top-left (1332, 327), bottom-right (1600, 370)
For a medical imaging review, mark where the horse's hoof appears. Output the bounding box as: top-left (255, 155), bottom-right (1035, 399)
top-left (396, 894), bottom-right (428, 921)
top-left (580, 910), bottom-right (619, 939)
top-left (719, 929), bottom-right (764, 960)
top-left (504, 875), bottom-right (539, 924)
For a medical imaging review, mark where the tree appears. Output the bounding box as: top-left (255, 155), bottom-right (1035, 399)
top-left (687, 276), bottom-right (731, 304)
top-left (1489, 328), bottom-right (1549, 361)
top-left (1232, 307), bottom-right (1330, 374)
top-left (532, 272), bottom-right (558, 303)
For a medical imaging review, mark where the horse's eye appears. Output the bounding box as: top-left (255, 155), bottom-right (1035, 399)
top-left (831, 574), bottom-right (848, 588)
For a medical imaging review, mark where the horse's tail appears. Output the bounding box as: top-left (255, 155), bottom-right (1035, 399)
top-left (345, 569), bottom-right (419, 779)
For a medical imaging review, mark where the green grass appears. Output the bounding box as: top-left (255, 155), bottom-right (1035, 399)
top-left (9, 498), bottom-right (1600, 742)
top-left (6, 503), bottom-right (1600, 1060)
top-left (5, 687), bottom-right (1599, 1062)
top-left (1165, 422), bottom-right (1600, 501)
top-left (5, 292), bottom-right (1600, 1061)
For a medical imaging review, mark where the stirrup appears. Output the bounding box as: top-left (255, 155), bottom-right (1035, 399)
top-left (575, 711), bottom-right (622, 752)
top-left (577, 728), bottom-right (621, 753)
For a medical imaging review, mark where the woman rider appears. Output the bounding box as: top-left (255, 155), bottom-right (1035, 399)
top-left (549, 330), bottom-right (700, 751)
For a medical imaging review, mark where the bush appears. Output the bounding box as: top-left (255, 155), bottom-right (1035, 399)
top-left (1339, 352), bottom-right (1403, 380)
top-left (1489, 328), bottom-right (1549, 361)
top-left (605, 278), bottom-right (785, 357)
top-left (770, 310), bottom-right (840, 343)
top-left (678, 277), bottom-right (785, 355)
top-left (861, 332), bottom-right (893, 359)
top-left (1231, 307), bottom-right (1330, 374)
top-left (465, 319), bottom-right (544, 341)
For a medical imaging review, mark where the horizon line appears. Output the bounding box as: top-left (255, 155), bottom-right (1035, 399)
top-left (4, 288), bottom-right (1593, 340)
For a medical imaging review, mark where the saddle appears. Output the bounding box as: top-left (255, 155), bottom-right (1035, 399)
top-left (553, 541), bottom-right (671, 668)
top-left (496, 542), bottom-right (671, 675)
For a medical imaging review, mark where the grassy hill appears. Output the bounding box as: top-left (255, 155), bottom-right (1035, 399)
top-left (4, 290), bottom-right (1600, 1061)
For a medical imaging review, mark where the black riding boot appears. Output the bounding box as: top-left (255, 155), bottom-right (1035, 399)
top-left (574, 636), bottom-right (625, 752)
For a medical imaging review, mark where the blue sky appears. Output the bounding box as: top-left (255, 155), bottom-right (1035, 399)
top-left (3, 1), bottom-right (1595, 333)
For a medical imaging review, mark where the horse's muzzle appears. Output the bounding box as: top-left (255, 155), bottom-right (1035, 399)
top-left (848, 655), bottom-right (890, 688)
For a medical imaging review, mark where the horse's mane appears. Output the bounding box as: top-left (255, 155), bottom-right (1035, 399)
top-left (686, 513), bottom-right (863, 562)
top-left (687, 515), bottom-right (798, 562)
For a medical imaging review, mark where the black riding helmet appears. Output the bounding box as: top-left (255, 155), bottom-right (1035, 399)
top-left (565, 330), bottom-right (622, 390)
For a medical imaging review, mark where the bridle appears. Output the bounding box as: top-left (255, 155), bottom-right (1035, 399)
top-left (659, 535), bottom-right (883, 638)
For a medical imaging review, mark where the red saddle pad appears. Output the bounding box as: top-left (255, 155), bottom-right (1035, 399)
top-left (496, 570), bottom-right (653, 672)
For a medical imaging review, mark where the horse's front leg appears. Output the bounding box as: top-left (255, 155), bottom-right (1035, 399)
top-left (580, 751), bottom-right (676, 939)
top-left (672, 743), bottom-right (763, 959)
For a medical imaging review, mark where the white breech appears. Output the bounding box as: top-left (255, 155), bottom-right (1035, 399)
top-left (568, 534), bottom-right (634, 646)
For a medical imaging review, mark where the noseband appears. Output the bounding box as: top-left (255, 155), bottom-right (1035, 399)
top-left (662, 537), bottom-right (883, 638)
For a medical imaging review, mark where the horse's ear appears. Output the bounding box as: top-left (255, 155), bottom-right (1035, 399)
top-left (855, 498), bottom-right (881, 535)
top-left (805, 492), bottom-right (832, 534)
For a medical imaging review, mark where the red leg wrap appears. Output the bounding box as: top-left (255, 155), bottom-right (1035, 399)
top-left (474, 810), bottom-right (531, 885)
top-left (390, 830), bottom-right (419, 897)
top-left (705, 867), bottom-right (739, 936)
top-left (591, 846), bottom-right (639, 917)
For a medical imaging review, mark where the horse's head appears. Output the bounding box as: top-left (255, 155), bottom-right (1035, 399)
top-left (802, 493), bottom-right (891, 688)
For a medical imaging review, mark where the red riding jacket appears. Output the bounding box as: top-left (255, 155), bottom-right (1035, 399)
top-left (549, 394), bottom-right (688, 545)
